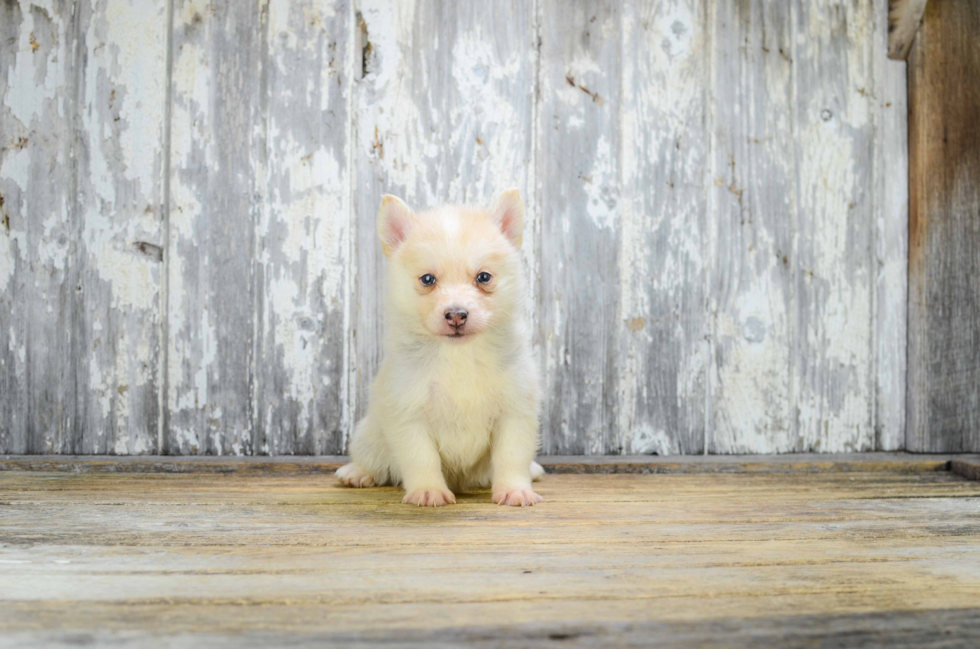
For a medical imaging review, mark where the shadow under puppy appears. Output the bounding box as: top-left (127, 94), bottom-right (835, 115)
top-left (336, 189), bottom-right (544, 506)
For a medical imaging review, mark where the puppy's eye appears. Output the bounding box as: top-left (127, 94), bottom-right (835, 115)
top-left (419, 274), bottom-right (436, 286)
top-left (476, 272), bottom-right (492, 284)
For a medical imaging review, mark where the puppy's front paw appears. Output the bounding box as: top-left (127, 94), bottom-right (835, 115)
top-left (336, 463), bottom-right (375, 488)
top-left (492, 486), bottom-right (543, 507)
top-left (402, 488), bottom-right (456, 507)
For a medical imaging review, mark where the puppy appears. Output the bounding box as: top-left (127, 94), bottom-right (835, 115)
top-left (336, 189), bottom-right (544, 506)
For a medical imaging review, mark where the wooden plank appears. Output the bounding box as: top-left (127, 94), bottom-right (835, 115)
top-left (537, 1), bottom-right (623, 454)
top-left (351, 0), bottom-right (536, 427)
top-left (0, 454), bottom-right (348, 474)
top-left (951, 458), bottom-right (980, 482)
top-left (253, 0), bottom-right (352, 455)
top-left (616, 0), bottom-right (708, 455)
top-left (2, 472), bottom-right (975, 509)
top-left (538, 454), bottom-right (952, 475)
top-left (708, 0), bottom-right (794, 453)
top-left (2, 472), bottom-right (978, 534)
top-left (166, 0), bottom-right (264, 455)
top-left (888, 0), bottom-right (928, 60)
top-left (70, 0), bottom-right (169, 454)
top-left (0, 452), bottom-right (968, 475)
top-left (2, 604), bottom-right (980, 649)
top-left (792, 0), bottom-right (877, 452)
top-left (0, 1), bottom-right (78, 454)
top-left (907, 0), bottom-right (980, 452)
top-left (1, 471), bottom-right (980, 646)
top-left (874, 0), bottom-right (909, 451)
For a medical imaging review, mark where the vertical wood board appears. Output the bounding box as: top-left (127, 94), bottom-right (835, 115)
top-left (874, 0), bottom-right (909, 451)
top-left (537, 0), bottom-right (623, 454)
top-left (907, 0), bottom-right (980, 452)
top-left (708, 0), bottom-right (795, 453)
top-left (72, 0), bottom-right (168, 454)
top-left (1, 0), bottom-right (78, 454)
top-left (792, 0), bottom-right (877, 452)
top-left (167, 0), bottom-right (263, 455)
top-left (254, 0), bottom-right (352, 455)
top-left (616, 0), bottom-right (709, 455)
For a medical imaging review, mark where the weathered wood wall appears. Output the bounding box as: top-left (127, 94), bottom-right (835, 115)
top-left (1, 0), bottom-right (911, 456)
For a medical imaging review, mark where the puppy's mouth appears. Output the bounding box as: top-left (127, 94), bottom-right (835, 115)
top-left (443, 329), bottom-right (469, 339)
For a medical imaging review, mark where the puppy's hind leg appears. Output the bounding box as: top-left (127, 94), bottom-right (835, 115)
top-left (530, 461), bottom-right (545, 482)
top-left (336, 416), bottom-right (391, 488)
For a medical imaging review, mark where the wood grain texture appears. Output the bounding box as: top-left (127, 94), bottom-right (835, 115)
top-left (1, 1), bottom-right (169, 456)
top-left (708, 0), bottom-right (795, 453)
top-left (537, 1), bottom-right (623, 454)
top-left (792, 0), bottom-right (877, 452)
top-left (709, 0), bottom-right (902, 454)
top-left (951, 458), bottom-right (980, 482)
top-left (875, 0), bottom-right (909, 451)
top-left (9, 611), bottom-right (977, 649)
top-left (1, 1), bottom-right (79, 454)
top-left (907, 0), bottom-right (980, 452)
top-left (167, 0), bottom-right (264, 455)
top-left (1, 470), bottom-right (980, 646)
top-left (617, 0), bottom-right (708, 455)
top-left (537, 0), bottom-right (709, 455)
top-left (887, 0), bottom-right (928, 60)
top-left (352, 0), bottom-right (536, 424)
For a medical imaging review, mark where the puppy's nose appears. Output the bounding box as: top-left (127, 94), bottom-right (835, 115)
top-left (444, 308), bottom-right (468, 328)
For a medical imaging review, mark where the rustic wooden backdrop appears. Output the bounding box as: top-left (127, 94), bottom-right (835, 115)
top-left (1, 0), bottom-right (911, 456)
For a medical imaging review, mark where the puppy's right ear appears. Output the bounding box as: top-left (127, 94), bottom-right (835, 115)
top-left (377, 194), bottom-right (414, 257)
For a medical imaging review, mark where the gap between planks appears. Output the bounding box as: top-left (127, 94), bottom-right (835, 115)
top-left (1, 453), bottom-right (978, 480)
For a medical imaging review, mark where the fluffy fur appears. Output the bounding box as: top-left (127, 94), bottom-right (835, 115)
top-left (336, 189), bottom-right (543, 507)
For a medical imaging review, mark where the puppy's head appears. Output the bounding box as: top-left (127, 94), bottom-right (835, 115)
top-left (378, 189), bottom-right (525, 341)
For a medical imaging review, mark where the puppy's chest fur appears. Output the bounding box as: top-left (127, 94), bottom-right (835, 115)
top-left (417, 348), bottom-right (510, 466)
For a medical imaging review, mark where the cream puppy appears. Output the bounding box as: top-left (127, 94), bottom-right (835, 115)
top-left (336, 189), bottom-right (543, 507)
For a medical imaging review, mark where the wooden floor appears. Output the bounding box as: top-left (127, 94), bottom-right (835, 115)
top-left (2, 460), bottom-right (980, 647)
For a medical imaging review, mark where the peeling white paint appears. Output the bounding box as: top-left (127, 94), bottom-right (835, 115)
top-left (4, 9), bottom-right (65, 127)
top-left (713, 282), bottom-right (794, 453)
top-left (656, 6), bottom-right (695, 61)
top-left (37, 213), bottom-right (69, 271)
top-left (630, 424), bottom-right (675, 456)
top-left (0, 147), bottom-right (30, 193)
top-left (583, 136), bottom-right (617, 231)
top-left (105, 0), bottom-right (167, 185)
top-left (0, 236), bottom-right (16, 293)
top-left (88, 356), bottom-right (110, 424)
top-left (791, 0), bottom-right (877, 453)
top-left (103, 249), bottom-right (156, 311)
top-left (268, 274), bottom-right (313, 429)
top-left (265, 126), bottom-right (345, 302)
top-left (706, 0), bottom-right (797, 455)
top-left (172, 425), bottom-right (200, 454)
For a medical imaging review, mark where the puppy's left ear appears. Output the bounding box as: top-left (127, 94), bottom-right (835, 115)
top-left (490, 188), bottom-right (525, 249)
